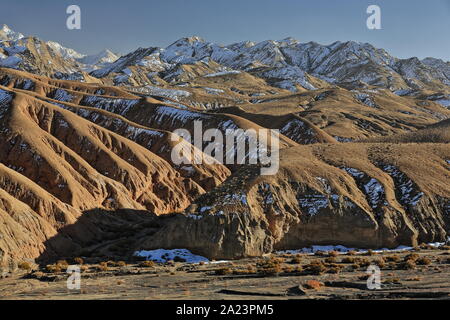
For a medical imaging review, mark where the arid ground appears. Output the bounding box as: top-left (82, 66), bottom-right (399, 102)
top-left (2, 246), bottom-right (450, 300)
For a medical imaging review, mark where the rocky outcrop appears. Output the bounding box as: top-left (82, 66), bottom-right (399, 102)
top-left (137, 144), bottom-right (450, 259)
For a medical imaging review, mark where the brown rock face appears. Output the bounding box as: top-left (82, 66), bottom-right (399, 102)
top-left (0, 69), bottom-right (233, 268)
top-left (139, 144), bottom-right (450, 260)
top-left (0, 68), bottom-right (449, 267)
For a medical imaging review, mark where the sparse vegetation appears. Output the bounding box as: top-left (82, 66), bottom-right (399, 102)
top-left (18, 261), bottom-right (32, 271)
top-left (303, 280), bottom-right (324, 290)
top-left (139, 260), bottom-right (155, 268)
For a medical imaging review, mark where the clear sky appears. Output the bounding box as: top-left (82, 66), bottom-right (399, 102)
top-left (1, 0), bottom-right (449, 60)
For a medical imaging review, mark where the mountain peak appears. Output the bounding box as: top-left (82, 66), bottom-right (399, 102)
top-left (0, 24), bottom-right (24, 41)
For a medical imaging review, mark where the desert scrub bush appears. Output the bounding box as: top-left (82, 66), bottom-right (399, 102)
top-left (383, 278), bottom-right (401, 284)
top-left (346, 250), bottom-right (357, 256)
top-left (327, 265), bottom-right (342, 274)
top-left (351, 263), bottom-right (361, 270)
top-left (80, 265), bottom-right (89, 273)
top-left (303, 280), bottom-right (324, 290)
top-left (45, 264), bottom-right (62, 273)
top-left (289, 255), bottom-right (302, 264)
top-left (404, 253), bottom-right (419, 262)
top-left (139, 260), bottom-right (155, 268)
top-left (328, 251), bottom-right (339, 257)
top-left (18, 261), bottom-right (32, 271)
top-left (374, 258), bottom-right (386, 268)
top-left (57, 260), bottom-right (69, 267)
top-left (305, 260), bottom-right (327, 275)
top-left (73, 257), bottom-right (84, 265)
top-left (400, 259), bottom-right (416, 270)
top-left (314, 251), bottom-right (327, 257)
top-left (355, 258), bottom-right (371, 267)
top-left (358, 274), bottom-right (370, 281)
top-left (294, 266), bottom-right (303, 273)
top-left (97, 262), bottom-right (109, 271)
top-left (416, 257), bottom-right (432, 265)
top-left (405, 276), bottom-right (421, 281)
top-left (419, 243), bottom-right (434, 250)
top-left (115, 261), bottom-right (127, 267)
top-left (324, 257), bottom-right (337, 264)
top-left (385, 255), bottom-right (401, 262)
top-left (256, 258), bottom-right (282, 276)
top-left (364, 249), bottom-right (375, 256)
top-left (283, 266), bottom-right (294, 273)
top-left (341, 257), bottom-right (357, 264)
top-left (439, 245), bottom-right (450, 250)
top-left (215, 267), bottom-right (232, 275)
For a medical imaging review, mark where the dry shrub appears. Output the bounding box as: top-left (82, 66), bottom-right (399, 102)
top-left (97, 262), bottom-right (109, 271)
top-left (400, 259), bottom-right (416, 270)
top-left (256, 258), bottom-right (282, 276)
top-left (290, 256), bottom-right (302, 264)
top-left (374, 258), bottom-right (386, 268)
top-left (215, 267), bottom-right (232, 275)
top-left (303, 280), bottom-right (324, 290)
top-left (327, 266), bottom-right (342, 274)
top-left (115, 261), bottom-right (127, 267)
top-left (341, 257), bottom-right (357, 264)
top-left (305, 260), bottom-right (327, 275)
top-left (45, 264), bottom-right (62, 273)
top-left (404, 253), bottom-right (419, 262)
top-left (385, 255), bottom-right (401, 262)
top-left (73, 257), bottom-right (84, 265)
top-left (347, 250), bottom-right (357, 256)
top-left (18, 261), bottom-right (32, 271)
top-left (57, 260), bottom-right (69, 270)
top-left (416, 257), bottom-right (432, 265)
top-left (325, 257), bottom-right (337, 264)
top-left (139, 260), bottom-right (155, 268)
top-left (358, 274), bottom-right (370, 281)
top-left (383, 278), bottom-right (400, 284)
top-left (283, 266), bottom-right (294, 273)
top-left (328, 251), bottom-right (339, 257)
top-left (358, 258), bottom-right (371, 267)
top-left (406, 276), bottom-right (421, 281)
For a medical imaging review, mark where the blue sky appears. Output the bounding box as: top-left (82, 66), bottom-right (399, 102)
top-left (1, 0), bottom-right (449, 60)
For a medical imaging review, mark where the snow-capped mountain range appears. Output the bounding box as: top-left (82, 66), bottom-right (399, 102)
top-left (1, 24), bottom-right (449, 94)
top-left (0, 24), bottom-right (119, 74)
top-left (90, 36), bottom-right (450, 93)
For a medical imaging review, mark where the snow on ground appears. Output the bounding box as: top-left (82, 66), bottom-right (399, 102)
top-left (134, 249), bottom-right (209, 263)
top-left (276, 242), bottom-right (447, 255)
top-left (52, 89), bottom-right (73, 102)
top-left (382, 164), bottom-right (423, 206)
top-left (353, 92), bottom-right (377, 108)
top-left (134, 249), bottom-right (228, 264)
top-left (0, 55), bottom-right (22, 68)
top-left (204, 70), bottom-right (241, 77)
top-left (142, 85), bottom-right (191, 101)
top-left (435, 99), bottom-right (450, 107)
top-left (203, 87), bottom-right (224, 95)
top-left (0, 89), bottom-right (13, 118)
top-left (297, 194), bottom-right (329, 215)
top-left (81, 96), bottom-right (139, 116)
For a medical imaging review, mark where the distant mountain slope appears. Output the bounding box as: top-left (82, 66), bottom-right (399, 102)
top-left (0, 25), bottom-right (118, 79)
